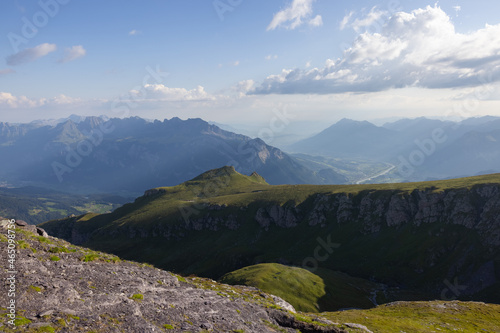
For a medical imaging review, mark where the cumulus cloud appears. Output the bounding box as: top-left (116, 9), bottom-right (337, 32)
top-left (6, 43), bottom-right (57, 66)
top-left (267, 0), bottom-right (322, 30)
top-left (0, 92), bottom-right (39, 108)
top-left (129, 29), bottom-right (141, 36)
top-left (130, 84), bottom-right (216, 102)
top-left (265, 54), bottom-right (278, 60)
top-left (0, 92), bottom-right (82, 109)
top-left (0, 69), bottom-right (15, 77)
top-left (233, 80), bottom-right (256, 97)
top-left (253, 6), bottom-right (500, 95)
top-left (58, 45), bottom-right (86, 63)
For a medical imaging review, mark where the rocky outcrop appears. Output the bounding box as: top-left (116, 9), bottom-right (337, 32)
top-left (143, 188), bottom-right (166, 197)
top-left (255, 205), bottom-right (299, 229)
top-left (0, 225), bottom-right (346, 333)
top-left (272, 185), bottom-right (500, 248)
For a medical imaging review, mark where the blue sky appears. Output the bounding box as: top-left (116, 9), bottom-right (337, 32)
top-left (1, 0), bottom-right (500, 131)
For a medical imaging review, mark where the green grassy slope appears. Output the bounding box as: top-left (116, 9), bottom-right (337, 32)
top-left (324, 301), bottom-right (500, 333)
top-left (220, 263), bottom-right (379, 312)
top-left (40, 167), bottom-right (500, 310)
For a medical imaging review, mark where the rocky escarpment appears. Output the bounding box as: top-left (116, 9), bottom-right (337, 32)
top-left (300, 185), bottom-right (500, 247)
top-left (40, 181), bottom-right (500, 305)
top-left (120, 184), bottom-right (500, 248)
top-left (0, 223), bottom-right (347, 333)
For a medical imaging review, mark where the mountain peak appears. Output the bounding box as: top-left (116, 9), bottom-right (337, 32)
top-left (335, 118), bottom-right (374, 127)
top-left (191, 166), bottom-right (238, 181)
top-left (189, 166), bottom-right (268, 185)
top-left (250, 171), bottom-right (266, 183)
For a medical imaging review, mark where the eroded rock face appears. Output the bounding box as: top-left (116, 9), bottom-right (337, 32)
top-left (253, 185), bottom-right (499, 248)
top-left (143, 188), bottom-right (167, 197)
top-left (0, 226), bottom-right (345, 333)
top-left (255, 205), bottom-right (299, 229)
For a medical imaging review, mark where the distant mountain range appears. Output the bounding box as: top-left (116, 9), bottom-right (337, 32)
top-left (3, 115), bottom-right (499, 194)
top-left (286, 116), bottom-right (500, 181)
top-left (0, 116), bottom-right (347, 195)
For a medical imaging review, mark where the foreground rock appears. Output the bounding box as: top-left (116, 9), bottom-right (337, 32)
top-left (0, 223), bottom-right (346, 332)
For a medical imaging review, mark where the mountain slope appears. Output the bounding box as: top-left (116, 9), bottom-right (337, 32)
top-left (41, 167), bottom-right (500, 309)
top-left (423, 129), bottom-right (500, 178)
top-left (0, 117), bottom-right (347, 195)
top-left (1, 221), bottom-right (347, 333)
top-left (287, 119), bottom-right (397, 160)
top-left (287, 117), bottom-right (500, 182)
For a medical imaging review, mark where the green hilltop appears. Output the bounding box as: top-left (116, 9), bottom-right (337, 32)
top-left (220, 263), bottom-right (379, 313)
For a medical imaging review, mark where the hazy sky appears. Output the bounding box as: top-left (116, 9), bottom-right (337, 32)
top-left (1, 0), bottom-right (500, 127)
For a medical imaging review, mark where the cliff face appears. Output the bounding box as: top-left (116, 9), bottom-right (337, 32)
top-left (42, 182), bottom-right (500, 304)
top-left (128, 185), bottom-right (500, 248)
top-left (299, 185), bottom-right (500, 247)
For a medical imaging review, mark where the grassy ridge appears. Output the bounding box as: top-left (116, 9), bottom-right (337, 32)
top-left (73, 167), bottom-right (500, 230)
top-left (88, 169), bottom-right (500, 232)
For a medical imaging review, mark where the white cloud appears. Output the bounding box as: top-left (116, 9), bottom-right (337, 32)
top-left (131, 84), bottom-right (216, 102)
top-left (129, 29), bottom-right (141, 36)
top-left (350, 7), bottom-right (388, 33)
top-left (6, 43), bottom-right (57, 66)
top-left (0, 92), bottom-right (38, 108)
top-left (340, 11), bottom-right (354, 30)
top-left (0, 92), bottom-right (82, 109)
top-left (234, 80), bottom-right (255, 97)
top-left (58, 45), bottom-right (86, 63)
top-left (309, 14), bottom-right (323, 27)
top-left (233, 60), bottom-right (240, 66)
top-left (265, 54), bottom-right (278, 60)
top-left (0, 69), bottom-right (15, 77)
top-left (267, 0), bottom-right (322, 30)
top-left (453, 5), bottom-right (461, 12)
top-left (253, 6), bottom-right (500, 95)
